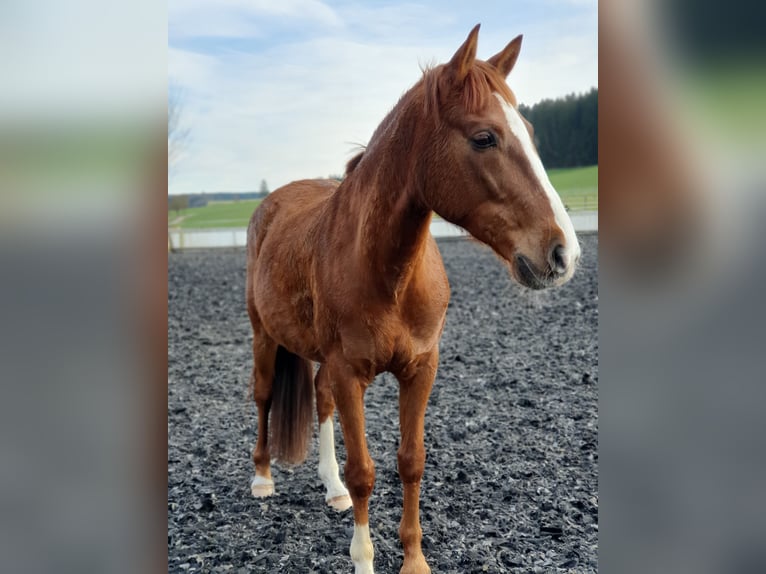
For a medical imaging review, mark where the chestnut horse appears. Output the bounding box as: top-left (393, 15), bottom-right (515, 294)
top-left (245, 25), bottom-right (580, 574)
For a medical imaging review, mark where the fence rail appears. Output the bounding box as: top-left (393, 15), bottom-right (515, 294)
top-left (169, 211), bottom-right (597, 250)
top-left (561, 193), bottom-right (598, 212)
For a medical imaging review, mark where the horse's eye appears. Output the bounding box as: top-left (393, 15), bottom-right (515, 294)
top-left (471, 131), bottom-right (496, 150)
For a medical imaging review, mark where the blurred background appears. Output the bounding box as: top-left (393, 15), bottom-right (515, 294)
top-left (1, 0), bottom-right (765, 572)
top-left (600, 1), bottom-right (766, 573)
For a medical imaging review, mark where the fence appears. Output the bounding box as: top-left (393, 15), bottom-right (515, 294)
top-left (561, 191), bottom-right (598, 212)
top-left (169, 213), bottom-right (596, 250)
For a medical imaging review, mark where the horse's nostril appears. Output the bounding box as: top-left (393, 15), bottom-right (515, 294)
top-left (549, 244), bottom-right (567, 275)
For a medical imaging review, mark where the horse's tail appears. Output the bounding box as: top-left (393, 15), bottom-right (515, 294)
top-left (269, 346), bottom-right (314, 466)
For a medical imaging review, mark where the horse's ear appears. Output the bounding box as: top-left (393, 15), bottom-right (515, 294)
top-left (447, 24), bottom-right (481, 84)
top-left (487, 34), bottom-right (523, 78)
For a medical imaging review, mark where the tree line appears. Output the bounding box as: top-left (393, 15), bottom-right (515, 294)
top-left (168, 180), bottom-right (271, 215)
top-left (519, 87), bottom-right (597, 169)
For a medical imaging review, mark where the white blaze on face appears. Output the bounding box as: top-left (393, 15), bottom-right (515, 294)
top-left (494, 93), bottom-right (582, 275)
top-left (350, 523), bottom-right (375, 574)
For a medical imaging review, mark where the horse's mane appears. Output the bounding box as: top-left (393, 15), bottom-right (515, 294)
top-left (422, 60), bottom-right (515, 120)
top-left (345, 150), bottom-right (365, 175)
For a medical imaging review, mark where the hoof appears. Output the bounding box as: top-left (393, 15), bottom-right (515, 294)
top-left (400, 555), bottom-right (430, 574)
top-left (327, 493), bottom-right (352, 511)
top-left (250, 476), bottom-right (274, 498)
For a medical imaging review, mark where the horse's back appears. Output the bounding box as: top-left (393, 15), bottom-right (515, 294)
top-left (246, 179), bottom-right (339, 357)
top-left (248, 179), bottom-right (339, 257)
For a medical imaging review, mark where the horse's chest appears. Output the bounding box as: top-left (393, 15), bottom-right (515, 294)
top-left (339, 298), bottom-right (447, 371)
top-left (399, 303), bottom-right (446, 352)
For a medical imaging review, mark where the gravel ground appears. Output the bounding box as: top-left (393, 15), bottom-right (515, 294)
top-left (168, 235), bottom-right (598, 573)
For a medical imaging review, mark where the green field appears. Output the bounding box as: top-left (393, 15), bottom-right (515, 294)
top-left (548, 165), bottom-right (598, 211)
top-left (169, 165), bottom-right (597, 229)
top-left (168, 199), bottom-right (262, 229)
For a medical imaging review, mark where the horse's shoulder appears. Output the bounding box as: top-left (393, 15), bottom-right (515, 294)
top-left (417, 237), bottom-right (450, 298)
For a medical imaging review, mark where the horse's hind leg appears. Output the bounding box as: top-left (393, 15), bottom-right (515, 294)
top-left (315, 365), bottom-right (352, 511)
top-left (249, 315), bottom-right (278, 498)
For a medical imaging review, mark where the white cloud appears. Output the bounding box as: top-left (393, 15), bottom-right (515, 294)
top-left (510, 32), bottom-right (598, 104)
top-left (168, 0), bottom-right (341, 39)
top-left (168, 48), bottom-right (219, 90)
top-left (169, 37), bottom-right (429, 193)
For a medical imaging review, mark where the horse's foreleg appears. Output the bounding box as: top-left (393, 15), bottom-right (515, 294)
top-left (315, 365), bottom-right (352, 511)
top-left (395, 350), bottom-right (438, 574)
top-left (250, 333), bottom-right (277, 498)
top-left (330, 362), bottom-right (376, 574)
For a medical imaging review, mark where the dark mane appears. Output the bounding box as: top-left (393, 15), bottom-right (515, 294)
top-left (423, 60), bottom-right (515, 120)
top-left (345, 150), bottom-right (365, 175)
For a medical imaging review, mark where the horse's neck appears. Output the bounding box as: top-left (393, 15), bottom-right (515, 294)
top-left (358, 177), bottom-right (431, 279)
top-left (327, 99), bottom-right (432, 295)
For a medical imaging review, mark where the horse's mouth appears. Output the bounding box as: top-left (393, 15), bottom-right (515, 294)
top-left (513, 254), bottom-right (552, 290)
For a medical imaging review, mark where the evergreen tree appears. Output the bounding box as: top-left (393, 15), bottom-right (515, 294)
top-left (519, 88), bottom-right (597, 169)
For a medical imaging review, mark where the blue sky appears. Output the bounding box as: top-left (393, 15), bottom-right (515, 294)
top-left (168, 0), bottom-right (597, 195)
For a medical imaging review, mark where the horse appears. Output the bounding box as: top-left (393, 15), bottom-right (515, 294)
top-left (245, 24), bottom-right (580, 574)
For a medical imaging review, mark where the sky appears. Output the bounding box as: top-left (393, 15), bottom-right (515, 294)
top-left (168, 0), bottom-right (597, 195)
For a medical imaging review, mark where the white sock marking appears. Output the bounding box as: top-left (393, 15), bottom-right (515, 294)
top-left (250, 474), bottom-right (274, 497)
top-left (350, 523), bottom-right (375, 574)
top-left (494, 93), bottom-right (582, 276)
top-left (318, 419), bottom-right (350, 501)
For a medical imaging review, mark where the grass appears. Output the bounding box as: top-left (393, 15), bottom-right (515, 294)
top-left (548, 165), bottom-right (598, 211)
top-left (168, 165), bottom-right (598, 229)
top-left (168, 199), bottom-right (262, 229)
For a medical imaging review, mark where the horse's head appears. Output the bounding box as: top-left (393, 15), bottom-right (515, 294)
top-left (419, 25), bottom-right (581, 289)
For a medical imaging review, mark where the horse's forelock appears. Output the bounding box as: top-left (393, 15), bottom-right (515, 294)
top-left (422, 60), bottom-right (515, 121)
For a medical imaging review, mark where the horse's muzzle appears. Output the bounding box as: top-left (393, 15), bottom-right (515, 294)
top-left (515, 251), bottom-right (576, 290)
top-left (514, 254), bottom-right (549, 290)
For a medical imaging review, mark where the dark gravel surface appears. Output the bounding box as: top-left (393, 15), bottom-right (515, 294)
top-left (168, 235), bottom-right (598, 573)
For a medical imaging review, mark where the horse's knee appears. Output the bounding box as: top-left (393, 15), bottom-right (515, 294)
top-left (397, 447), bottom-right (425, 484)
top-left (254, 393), bottom-right (271, 409)
top-left (344, 458), bottom-right (375, 500)
top-left (252, 372), bottom-right (273, 404)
